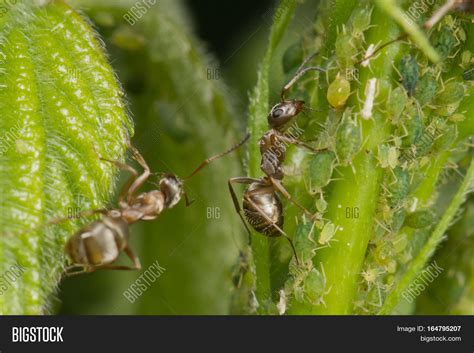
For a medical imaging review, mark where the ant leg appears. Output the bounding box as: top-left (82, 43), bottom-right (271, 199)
top-left (47, 209), bottom-right (108, 226)
top-left (64, 265), bottom-right (96, 277)
top-left (281, 66), bottom-right (325, 100)
top-left (228, 177), bottom-right (260, 244)
top-left (96, 155), bottom-right (138, 206)
top-left (89, 248), bottom-right (142, 272)
top-left (126, 145), bottom-right (151, 200)
top-left (123, 246), bottom-right (142, 270)
top-left (243, 193), bottom-right (300, 265)
top-left (280, 135), bottom-right (328, 154)
top-left (270, 177), bottom-right (320, 221)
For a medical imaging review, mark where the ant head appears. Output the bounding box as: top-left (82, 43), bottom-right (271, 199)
top-left (268, 100), bottom-right (304, 130)
top-left (159, 174), bottom-right (183, 208)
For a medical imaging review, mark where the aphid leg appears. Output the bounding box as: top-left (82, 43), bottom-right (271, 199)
top-left (243, 193), bottom-right (300, 265)
top-left (270, 177), bottom-right (320, 221)
top-left (228, 177), bottom-right (259, 244)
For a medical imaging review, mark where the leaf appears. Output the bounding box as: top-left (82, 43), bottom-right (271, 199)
top-left (0, 0), bottom-right (131, 314)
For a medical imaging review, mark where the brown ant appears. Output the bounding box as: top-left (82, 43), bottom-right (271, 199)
top-left (25, 132), bottom-right (249, 276)
top-left (228, 54), bottom-right (325, 264)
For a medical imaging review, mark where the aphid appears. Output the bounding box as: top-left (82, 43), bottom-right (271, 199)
top-left (306, 150), bottom-right (336, 194)
top-left (391, 207), bottom-right (406, 233)
top-left (432, 24), bottom-right (457, 59)
top-left (434, 121), bottom-right (458, 151)
top-left (399, 55), bottom-right (419, 97)
top-left (229, 54), bottom-right (326, 264)
top-left (335, 30), bottom-right (357, 69)
top-left (38, 132), bottom-right (249, 275)
top-left (414, 73), bottom-right (438, 106)
top-left (404, 209), bottom-right (435, 228)
top-left (350, 5), bottom-right (373, 39)
top-left (387, 86), bottom-right (408, 123)
top-left (293, 222), bottom-right (317, 264)
top-left (318, 221), bottom-right (339, 247)
top-left (377, 144), bottom-right (399, 169)
top-left (335, 109), bottom-right (362, 166)
top-left (436, 81), bottom-right (465, 105)
top-left (387, 167), bottom-right (410, 207)
top-left (327, 73), bottom-right (351, 109)
top-left (435, 80), bottom-right (465, 116)
top-left (401, 104), bottom-right (424, 148)
top-left (301, 265), bottom-right (331, 306)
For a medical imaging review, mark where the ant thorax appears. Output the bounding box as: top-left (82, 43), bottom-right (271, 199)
top-left (259, 130), bottom-right (286, 180)
top-left (122, 190), bottom-right (166, 223)
top-left (159, 175), bottom-right (183, 208)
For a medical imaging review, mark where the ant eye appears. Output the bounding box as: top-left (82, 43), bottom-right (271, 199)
top-left (272, 108), bottom-right (284, 118)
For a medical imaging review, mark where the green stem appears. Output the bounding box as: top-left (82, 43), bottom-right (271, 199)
top-left (379, 158), bottom-right (474, 314)
top-left (310, 2), bottom-right (403, 315)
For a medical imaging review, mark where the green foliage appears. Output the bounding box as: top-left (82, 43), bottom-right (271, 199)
top-left (0, 0), bottom-right (131, 314)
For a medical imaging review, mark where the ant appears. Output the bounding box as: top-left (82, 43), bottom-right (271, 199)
top-left (228, 54), bottom-right (325, 264)
top-left (29, 132), bottom-right (249, 276)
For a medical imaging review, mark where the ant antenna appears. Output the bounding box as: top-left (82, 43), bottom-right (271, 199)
top-left (183, 133), bottom-right (250, 181)
top-left (281, 52), bottom-right (326, 101)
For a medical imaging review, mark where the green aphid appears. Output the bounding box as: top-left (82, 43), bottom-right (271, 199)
top-left (436, 81), bottom-right (465, 105)
top-left (434, 123), bottom-right (457, 151)
top-left (293, 223), bottom-right (317, 264)
top-left (374, 242), bottom-right (396, 268)
top-left (405, 209), bottom-right (435, 229)
top-left (327, 74), bottom-right (351, 109)
top-left (387, 167), bottom-right (409, 207)
top-left (399, 55), bottom-right (419, 97)
top-left (282, 41), bottom-right (304, 74)
top-left (302, 268), bottom-right (328, 305)
top-left (402, 105), bottom-right (424, 147)
top-left (336, 111), bottom-right (361, 165)
top-left (387, 86), bottom-right (407, 123)
top-left (432, 24), bottom-right (456, 59)
top-left (414, 74), bottom-right (438, 106)
top-left (391, 207), bottom-right (406, 233)
top-left (335, 32), bottom-right (357, 68)
top-left (377, 144), bottom-right (399, 169)
top-left (307, 150), bottom-right (336, 192)
top-left (463, 66), bottom-right (474, 81)
top-left (392, 232), bottom-right (408, 254)
top-left (350, 6), bottom-right (372, 37)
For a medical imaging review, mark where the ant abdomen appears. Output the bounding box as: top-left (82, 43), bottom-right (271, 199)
top-left (65, 216), bottom-right (129, 267)
top-left (243, 183), bottom-right (284, 237)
